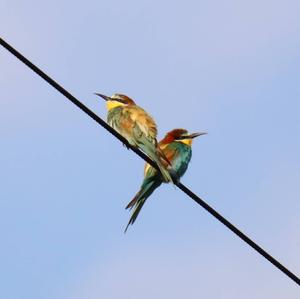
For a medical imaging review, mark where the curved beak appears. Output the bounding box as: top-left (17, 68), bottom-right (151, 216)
top-left (188, 132), bottom-right (207, 139)
top-left (94, 93), bottom-right (111, 101)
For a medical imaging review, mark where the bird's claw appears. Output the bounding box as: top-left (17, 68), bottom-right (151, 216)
top-left (172, 175), bottom-right (180, 185)
top-left (123, 142), bottom-right (130, 149)
top-left (169, 169), bottom-right (180, 184)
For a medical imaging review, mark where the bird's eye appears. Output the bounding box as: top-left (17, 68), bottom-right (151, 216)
top-left (178, 135), bottom-right (188, 140)
top-left (113, 98), bottom-right (124, 103)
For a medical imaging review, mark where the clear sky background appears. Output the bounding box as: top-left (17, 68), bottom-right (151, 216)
top-left (1, 0), bottom-right (300, 298)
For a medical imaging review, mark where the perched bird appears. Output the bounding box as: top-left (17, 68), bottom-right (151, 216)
top-left (95, 93), bottom-right (173, 183)
top-left (125, 128), bottom-right (206, 231)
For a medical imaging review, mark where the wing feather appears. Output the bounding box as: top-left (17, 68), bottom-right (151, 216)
top-left (125, 106), bottom-right (157, 141)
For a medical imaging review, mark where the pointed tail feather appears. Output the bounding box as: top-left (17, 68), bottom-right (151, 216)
top-left (124, 198), bottom-right (147, 232)
top-left (125, 188), bottom-right (144, 210)
top-left (125, 178), bottom-right (162, 232)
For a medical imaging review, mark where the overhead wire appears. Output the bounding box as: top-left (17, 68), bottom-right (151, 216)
top-left (1, 37), bottom-right (299, 286)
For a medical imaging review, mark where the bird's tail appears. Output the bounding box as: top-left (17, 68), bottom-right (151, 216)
top-left (125, 177), bottom-right (162, 232)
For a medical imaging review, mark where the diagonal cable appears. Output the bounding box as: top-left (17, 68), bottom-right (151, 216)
top-left (1, 37), bottom-right (299, 286)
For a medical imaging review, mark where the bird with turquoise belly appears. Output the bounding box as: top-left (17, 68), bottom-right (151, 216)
top-left (125, 128), bottom-right (206, 231)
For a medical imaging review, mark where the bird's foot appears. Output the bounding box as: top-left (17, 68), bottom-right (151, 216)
top-left (169, 169), bottom-right (180, 184)
top-left (122, 142), bottom-right (130, 150)
top-left (172, 176), bottom-right (180, 185)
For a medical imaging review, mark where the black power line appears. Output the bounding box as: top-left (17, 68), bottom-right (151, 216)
top-left (1, 37), bottom-right (299, 286)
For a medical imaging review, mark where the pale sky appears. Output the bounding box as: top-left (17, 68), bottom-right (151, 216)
top-left (1, 0), bottom-right (300, 298)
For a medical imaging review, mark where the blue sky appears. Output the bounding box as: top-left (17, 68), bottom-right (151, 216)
top-left (1, 0), bottom-right (300, 298)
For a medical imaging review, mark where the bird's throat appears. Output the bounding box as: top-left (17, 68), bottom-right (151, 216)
top-left (106, 100), bottom-right (125, 111)
top-left (178, 139), bottom-right (192, 146)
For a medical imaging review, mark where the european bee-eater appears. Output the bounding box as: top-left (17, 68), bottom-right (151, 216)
top-left (95, 93), bottom-right (173, 183)
top-left (125, 128), bottom-right (206, 231)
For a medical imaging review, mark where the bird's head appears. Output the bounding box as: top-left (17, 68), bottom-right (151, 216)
top-left (95, 93), bottom-right (136, 111)
top-left (161, 128), bottom-right (207, 146)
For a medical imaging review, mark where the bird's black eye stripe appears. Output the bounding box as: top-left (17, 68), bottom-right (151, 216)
top-left (113, 98), bottom-right (126, 103)
top-left (175, 135), bottom-right (189, 140)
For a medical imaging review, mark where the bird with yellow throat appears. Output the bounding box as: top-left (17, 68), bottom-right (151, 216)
top-left (125, 128), bottom-right (206, 232)
top-left (95, 93), bottom-right (173, 183)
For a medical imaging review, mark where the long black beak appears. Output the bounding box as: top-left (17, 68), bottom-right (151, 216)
top-left (94, 93), bottom-right (111, 101)
top-left (188, 132), bottom-right (207, 139)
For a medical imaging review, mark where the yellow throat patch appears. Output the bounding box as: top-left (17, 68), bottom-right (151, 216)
top-left (178, 138), bottom-right (192, 146)
top-left (106, 100), bottom-right (125, 111)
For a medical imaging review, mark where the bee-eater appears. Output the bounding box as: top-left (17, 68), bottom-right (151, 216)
top-left (95, 93), bottom-right (173, 183)
top-left (125, 128), bottom-right (206, 231)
